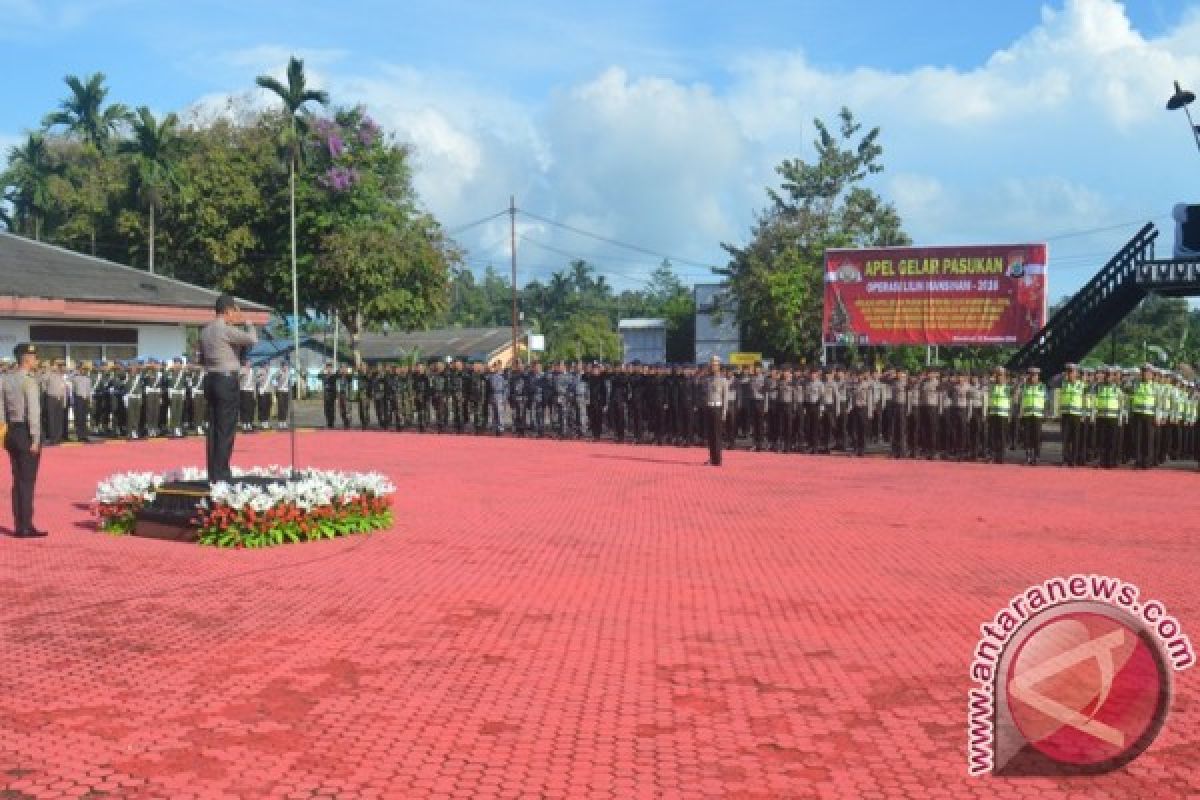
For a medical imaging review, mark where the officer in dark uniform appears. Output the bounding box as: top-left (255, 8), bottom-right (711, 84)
top-left (165, 359), bottom-right (187, 437)
top-left (412, 363), bottom-right (431, 432)
top-left (372, 365), bottom-right (391, 430)
top-left (465, 362), bottom-right (484, 433)
top-left (585, 363), bottom-right (608, 440)
top-left (628, 362), bottom-right (646, 442)
top-left (125, 362), bottom-right (146, 439)
top-left (90, 364), bottom-right (109, 436)
top-left (447, 360), bottom-right (466, 433)
top-left (143, 360), bottom-right (163, 437)
top-left (485, 362), bottom-right (507, 435)
top-left (320, 363), bottom-right (338, 427)
top-left (507, 363), bottom-right (527, 436)
top-left (603, 364), bottom-right (622, 442)
top-left (355, 363), bottom-right (372, 429)
top-left (527, 362), bottom-right (546, 437)
top-left (3, 344), bottom-right (47, 536)
top-left (427, 361), bottom-right (447, 433)
top-left (337, 366), bottom-right (353, 428)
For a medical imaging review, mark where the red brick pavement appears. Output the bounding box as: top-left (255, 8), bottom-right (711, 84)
top-left (0, 430), bottom-right (1197, 799)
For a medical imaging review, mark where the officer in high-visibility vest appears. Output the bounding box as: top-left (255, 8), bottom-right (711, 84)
top-left (1130, 364), bottom-right (1158, 469)
top-left (986, 366), bottom-right (1010, 465)
top-left (1081, 366), bottom-right (1097, 464)
top-left (1058, 363), bottom-right (1086, 467)
top-left (1018, 367), bottom-right (1047, 465)
top-left (1093, 367), bottom-right (1122, 468)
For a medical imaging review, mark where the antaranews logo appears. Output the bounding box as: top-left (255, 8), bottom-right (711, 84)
top-left (967, 574), bottom-right (1194, 776)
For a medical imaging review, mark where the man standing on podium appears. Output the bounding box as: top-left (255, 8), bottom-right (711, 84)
top-left (200, 295), bottom-right (257, 483)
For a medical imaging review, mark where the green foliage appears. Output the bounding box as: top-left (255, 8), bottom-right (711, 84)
top-left (544, 311), bottom-right (623, 362)
top-left (0, 66), bottom-right (456, 339)
top-left (1084, 295), bottom-right (1199, 368)
top-left (42, 72), bottom-right (132, 150)
top-left (719, 107), bottom-right (909, 362)
top-left (440, 257), bottom-right (696, 362)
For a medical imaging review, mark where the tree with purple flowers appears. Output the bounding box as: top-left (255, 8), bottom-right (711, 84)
top-left (303, 105), bottom-right (455, 365)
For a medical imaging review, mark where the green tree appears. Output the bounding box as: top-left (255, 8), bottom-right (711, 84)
top-left (42, 72), bottom-right (131, 149)
top-left (256, 56), bottom-right (329, 354)
top-left (720, 108), bottom-right (909, 361)
top-left (544, 310), bottom-right (622, 363)
top-left (119, 107), bottom-right (184, 273)
top-left (3, 132), bottom-right (57, 240)
top-left (41, 72), bottom-right (133, 255)
top-left (306, 108), bottom-right (455, 364)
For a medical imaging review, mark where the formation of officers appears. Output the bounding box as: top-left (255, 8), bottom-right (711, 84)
top-left (9, 353), bottom-right (1197, 470)
top-left (313, 357), bottom-right (1200, 470)
top-left (1, 358), bottom-right (293, 444)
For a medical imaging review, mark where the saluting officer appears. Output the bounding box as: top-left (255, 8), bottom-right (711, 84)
top-left (3, 344), bottom-right (47, 537)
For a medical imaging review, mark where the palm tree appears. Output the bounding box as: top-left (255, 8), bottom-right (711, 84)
top-left (4, 132), bottom-right (56, 241)
top-left (256, 55), bottom-right (328, 471)
top-left (256, 55), bottom-right (328, 327)
top-left (42, 72), bottom-right (132, 255)
top-left (119, 107), bottom-right (183, 274)
top-left (42, 72), bottom-right (132, 149)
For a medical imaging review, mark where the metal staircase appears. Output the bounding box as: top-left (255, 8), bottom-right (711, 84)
top-left (1007, 222), bottom-right (1158, 376)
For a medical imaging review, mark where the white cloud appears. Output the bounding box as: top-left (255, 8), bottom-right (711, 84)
top-left (180, 0), bottom-right (1200, 292)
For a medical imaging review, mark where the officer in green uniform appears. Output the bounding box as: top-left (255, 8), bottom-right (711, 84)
top-left (355, 363), bottom-right (372, 429)
top-left (447, 360), bottom-right (466, 433)
top-left (986, 366), bottom-right (1010, 464)
top-left (1093, 367), bottom-right (1122, 468)
top-left (165, 359), bottom-right (187, 437)
top-left (143, 360), bottom-right (163, 437)
top-left (125, 363), bottom-right (146, 439)
top-left (429, 361), bottom-right (449, 433)
top-left (1057, 363), bottom-right (1085, 466)
top-left (1018, 366), bottom-right (1046, 465)
top-left (1130, 364), bottom-right (1157, 469)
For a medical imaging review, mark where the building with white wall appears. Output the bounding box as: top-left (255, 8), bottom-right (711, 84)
top-left (618, 318), bottom-right (666, 364)
top-left (0, 232), bottom-right (270, 364)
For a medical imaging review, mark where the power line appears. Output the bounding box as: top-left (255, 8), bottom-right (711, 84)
top-left (445, 208), bottom-right (509, 236)
top-left (518, 235), bottom-right (715, 280)
top-left (1040, 216), bottom-right (1171, 242)
top-left (516, 207), bottom-right (715, 270)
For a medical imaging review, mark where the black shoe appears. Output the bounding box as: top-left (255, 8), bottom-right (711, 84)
top-left (16, 529), bottom-right (48, 538)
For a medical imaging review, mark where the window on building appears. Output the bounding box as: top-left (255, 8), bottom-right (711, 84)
top-left (68, 345), bottom-right (103, 364)
top-left (105, 345), bottom-right (138, 362)
top-left (37, 344), bottom-right (67, 362)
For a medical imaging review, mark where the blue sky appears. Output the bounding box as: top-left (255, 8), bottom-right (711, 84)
top-left (3, 0), bottom-right (1199, 299)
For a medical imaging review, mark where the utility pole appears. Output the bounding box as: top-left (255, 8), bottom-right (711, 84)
top-left (510, 195), bottom-right (519, 365)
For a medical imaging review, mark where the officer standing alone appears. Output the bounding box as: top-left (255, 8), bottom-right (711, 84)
top-left (2, 343), bottom-right (47, 537)
top-left (702, 356), bottom-right (729, 466)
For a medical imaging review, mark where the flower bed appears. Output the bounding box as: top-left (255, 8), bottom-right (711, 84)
top-left (93, 466), bottom-right (396, 548)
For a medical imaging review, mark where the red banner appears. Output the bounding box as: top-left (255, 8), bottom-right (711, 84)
top-left (822, 244), bottom-right (1047, 346)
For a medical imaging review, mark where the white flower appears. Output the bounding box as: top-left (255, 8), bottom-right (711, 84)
top-left (96, 466), bottom-right (395, 517)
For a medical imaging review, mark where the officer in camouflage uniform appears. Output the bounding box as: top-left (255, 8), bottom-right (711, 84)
top-left (447, 360), bottom-right (466, 433)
